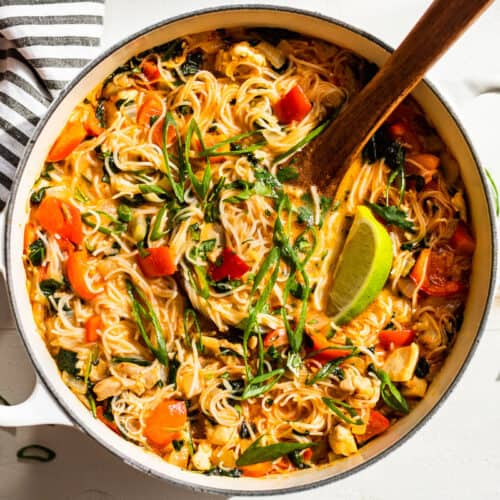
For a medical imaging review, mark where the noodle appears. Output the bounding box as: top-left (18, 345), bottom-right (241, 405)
top-left (23, 28), bottom-right (472, 477)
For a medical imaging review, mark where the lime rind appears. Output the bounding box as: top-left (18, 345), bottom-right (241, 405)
top-left (327, 205), bottom-right (393, 325)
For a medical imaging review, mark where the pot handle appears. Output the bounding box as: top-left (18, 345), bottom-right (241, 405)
top-left (0, 207), bottom-right (73, 427)
top-left (0, 375), bottom-right (74, 427)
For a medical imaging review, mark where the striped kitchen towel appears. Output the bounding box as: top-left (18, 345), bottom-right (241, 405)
top-left (0, 0), bottom-right (105, 208)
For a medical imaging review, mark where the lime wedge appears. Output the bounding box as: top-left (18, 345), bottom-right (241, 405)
top-left (327, 205), bottom-right (393, 325)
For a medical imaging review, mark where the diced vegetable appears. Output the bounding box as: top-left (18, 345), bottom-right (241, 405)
top-left (137, 93), bottom-right (163, 126)
top-left (264, 328), bottom-right (288, 348)
top-left (47, 120), bottom-right (87, 162)
top-left (85, 315), bottom-right (102, 343)
top-left (209, 248), bottom-right (249, 281)
top-left (137, 246), bottom-right (176, 278)
top-left (378, 329), bottom-right (415, 349)
top-left (83, 106), bottom-right (104, 137)
top-left (401, 376), bottom-right (428, 398)
top-left (95, 406), bottom-right (120, 434)
top-left (274, 85), bottom-right (312, 124)
top-left (307, 332), bottom-right (354, 362)
top-left (382, 343), bottom-right (419, 382)
top-left (193, 135), bottom-right (230, 164)
top-left (240, 461), bottom-right (273, 477)
top-left (410, 248), bottom-right (466, 296)
top-left (142, 60), bottom-right (161, 81)
top-left (66, 250), bottom-right (97, 301)
top-left (36, 196), bottom-right (83, 245)
top-left (450, 221), bottom-right (475, 255)
top-left (144, 399), bottom-right (187, 447)
top-left (356, 410), bottom-right (390, 445)
top-left (328, 425), bottom-right (357, 456)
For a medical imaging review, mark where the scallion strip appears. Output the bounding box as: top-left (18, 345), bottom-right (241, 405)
top-left (184, 118), bottom-right (211, 200)
top-left (111, 356), bottom-right (152, 366)
top-left (126, 280), bottom-right (168, 367)
top-left (322, 397), bottom-right (363, 425)
top-left (198, 142), bottom-right (266, 158)
top-left (183, 308), bottom-right (203, 352)
top-left (161, 112), bottom-right (185, 203)
top-left (241, 368), bottom-right (285, 400)
top-left (150, 204), bottom-right (168, 241)
top-left (272, 118), bottom-right (333, 165)
top-left (202, 130), bottom-right (263, 152)
top-left (306, 350), bottom-right (359, 385)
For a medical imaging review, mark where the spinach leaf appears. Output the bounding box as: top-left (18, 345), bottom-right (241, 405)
top-left (39, 279), bottom-right (63, 297)
top-left (297, 206), bottom-right (314, 227)
top-left (204, 467), bottom-right (242, 477)
top-left (366, 202), bottom-right (415, 232)
top-left (239, 421), bottom-right (252, 439)
top-left (236, 436), bottom-right (317, 466)
top-left (277, 166), bottom-right (299, 183)
top-left (415, 357), bottom-right (430, 379)
top-left (288, 449), bottom-right (310, 469)
top-left (167, 354), bottom-right (180, 386)
top-left (56, 348), bottom-right (79, 376)
top-left (30, 187), bottom-right (46, 205)
top-left (172, 439), bottom-right (184, 451)
top-left (28, 239), bottom-right (46, 266)
top-left (181, 51), bottom-right (203, 76)
top-left (96, 100), bottom-right (106, 128)
top-left (210, 279), bottom-right (242, 293)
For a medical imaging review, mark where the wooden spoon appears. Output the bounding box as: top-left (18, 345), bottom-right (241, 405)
top-left (299, 0), bottom-right (493, 196)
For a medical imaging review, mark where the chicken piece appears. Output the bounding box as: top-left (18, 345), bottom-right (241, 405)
top-left (93, 376), bottom-right (123, 401)
top-left (176, 364), bottom-right (204, 399)
top-left (215, 42), bottom-right (267, 79)
top-left (401, 376), bottom-right (428, 398)
top-left (166, 444), bottom-right (190, 468)
top-left (329, 425), bottom-right (358, 456)
top-left (207, 424), bottom-right (236, 446)
top-left (192, 443), bottom-right (213, 471)
top-left (383, 343), bottom-right (420, 382)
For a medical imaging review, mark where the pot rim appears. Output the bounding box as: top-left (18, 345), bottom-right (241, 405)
top-left (5, 4), bottom-right (498, 496)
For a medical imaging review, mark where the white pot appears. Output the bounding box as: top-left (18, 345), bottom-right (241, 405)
top-left (0, 6), bottom-right (496, 496)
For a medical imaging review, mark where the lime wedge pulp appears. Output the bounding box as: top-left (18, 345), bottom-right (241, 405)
top-left (327, 205), bottom-right (393, 325)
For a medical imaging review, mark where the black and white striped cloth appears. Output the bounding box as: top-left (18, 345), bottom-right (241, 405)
top-left (0, 0), bottom-right (105, 207)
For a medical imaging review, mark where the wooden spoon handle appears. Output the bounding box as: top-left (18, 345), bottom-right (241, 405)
top-left (312, 0), bottom-right (493, 190)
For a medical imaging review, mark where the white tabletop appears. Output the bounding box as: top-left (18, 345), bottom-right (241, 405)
top-left (1, 1), bottom-right (500, 499)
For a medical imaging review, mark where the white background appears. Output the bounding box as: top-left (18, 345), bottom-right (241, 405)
top-left (1, 1), bottom-right (500, 499)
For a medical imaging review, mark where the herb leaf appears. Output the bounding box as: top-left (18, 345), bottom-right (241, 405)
top-left (39, 279), bottom-right (63, 297)
top-left (28, 239), bottom-right (46, 266)
top-left (56, 348), bottom-right (79, 376)
top-left (277, 166), bottom-right (299, 183)
top-left (366, 202), bottom-right (415, 232)
top-left (322, 397), bottom-right (363, 425)
top-left (236, 437), bottom-right (317, 466)
top-left (374, 368), bottom-right (409, 413)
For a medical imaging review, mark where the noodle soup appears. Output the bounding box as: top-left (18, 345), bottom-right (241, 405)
top-left (23, 28), bottom-right (473, 477)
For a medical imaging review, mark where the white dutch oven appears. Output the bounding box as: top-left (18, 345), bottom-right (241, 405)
top-left (0, 6), bottom-right (496, 496)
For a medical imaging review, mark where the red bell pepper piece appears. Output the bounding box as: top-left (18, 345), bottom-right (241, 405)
top-left (308, 332), bottom-right (353, 363)
top-left (356, 410), bottom-right (390, 444)
top-left (142, 60), bottom-right (161, 81)
top-left (410, 248), bottom-right (466, 296)
top-left (450, 221), bottom-right (475, 255)
top-left (263, 328), bottom-right (288, 348)
top-left (274, 84), bottom-right (312, 124)
top-left (378, 329), bottom-right (415, 349)
top-left (137, 247), bottom-right (176, 278)
top-left (36, 196), bottom-right (83, 245)
top-left (209, 248), bottom-right (249, 281)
